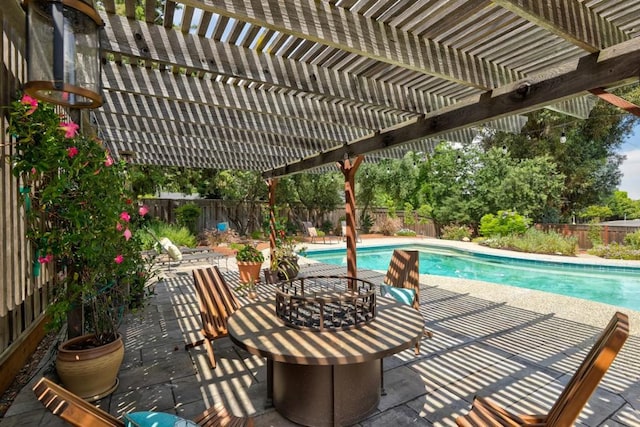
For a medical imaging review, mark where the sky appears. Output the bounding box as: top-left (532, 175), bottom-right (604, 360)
top-left (619, 124), bottom-right (640, 200)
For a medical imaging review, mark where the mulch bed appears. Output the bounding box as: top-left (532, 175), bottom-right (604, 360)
top-left (0, 331), bottom-right (59, 418)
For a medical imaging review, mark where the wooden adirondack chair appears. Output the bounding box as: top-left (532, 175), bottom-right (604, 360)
top-left (383, 249), bottom-right (432, 354)
top-left (456, 311), bottom-right (629, 427)
top-left (33, 377), bottom-right (253, 427)
top-left (185, 266), bottom-right (241, 369)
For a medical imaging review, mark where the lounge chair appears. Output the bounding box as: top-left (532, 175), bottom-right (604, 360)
top-left (307, 226), bottom-right (335, 244)
top-left (381, 249), bottom-right (432, 354)
top-left (33, 377), bottom-right (253, 427)
top-left (456, 311), bottom-right (629, 426)
top-left (185, 266), bottom-right (241, 369)
top-left (341, 220), bottom-right (362, 243)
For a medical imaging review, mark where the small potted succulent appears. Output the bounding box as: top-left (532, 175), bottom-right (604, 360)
top-left (236, 244), bottom-right (265, 284)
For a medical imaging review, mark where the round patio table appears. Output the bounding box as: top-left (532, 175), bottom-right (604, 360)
top-left (227, 295), bottom-right (424, 427)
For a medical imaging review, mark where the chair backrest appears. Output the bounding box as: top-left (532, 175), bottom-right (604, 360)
top-left (301, 221), bottom-right (313, 234)
top-left (384, 249), bottom-right (420, 309)
top-left (546, 311), bottom-right (629, 426)
top-left (193, 266), bottom-right (241, 338)
top-left (307, 226), bottom-right (319, 237)
top-left (33, 377), bottom-right (124, 427)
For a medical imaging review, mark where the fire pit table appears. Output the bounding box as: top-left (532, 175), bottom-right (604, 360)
top-left (227, 276), bottom-right (424, 427)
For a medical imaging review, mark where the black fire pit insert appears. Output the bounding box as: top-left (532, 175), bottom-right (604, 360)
top-left (274, 275), bottom-right (376, 331)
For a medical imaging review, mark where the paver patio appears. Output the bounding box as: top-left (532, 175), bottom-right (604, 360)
top-left (2, 245), bottom-right (639, 426)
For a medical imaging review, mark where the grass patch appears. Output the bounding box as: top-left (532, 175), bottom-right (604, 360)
top-left (482, 228), bottom-right (577, 256)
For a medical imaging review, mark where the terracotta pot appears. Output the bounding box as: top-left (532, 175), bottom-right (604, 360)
top-left (55, 333), bottom-right (124, 402)
top-left (237, 261), bottom-right (262, 284)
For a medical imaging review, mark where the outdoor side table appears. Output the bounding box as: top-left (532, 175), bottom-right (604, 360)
top-left (226, 296), bottom-right (424, 427)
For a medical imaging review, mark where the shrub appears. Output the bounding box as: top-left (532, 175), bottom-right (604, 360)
top-left (482, 228), bottom-right (577, 256)
top-left (396, 228), bottom-right (417, 237)
top-left (479, 210), bottom-right (529, 237)
top-left (624, 230), bottom-right (640, 249)
top-left (175, 203), bottom-right (201, 235)
top-left (360, 213), bottom-right (373, 233)
top-left (138, 221), bottom-right (197, 250)
top-left (320, 220), bottom-right (333, 234)
top-left (374, 216), bottom-right (403, 235)
top-left (588, 242), bottom-right (640, 260)
top-left (441, 225), bottom-right (473, 241)
top-left (587, 222), bottom-right (603, 246)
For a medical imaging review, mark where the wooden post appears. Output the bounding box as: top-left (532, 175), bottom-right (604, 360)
top-left (337, 156), bottom-right (363, 289)
top-left (267, 178), bottom-right (278, 263)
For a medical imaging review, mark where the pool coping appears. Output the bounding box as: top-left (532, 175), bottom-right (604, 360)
top-left (297, 237), bottom-right (640, 335)
top-left (300, 236), bottom-right (640, 269)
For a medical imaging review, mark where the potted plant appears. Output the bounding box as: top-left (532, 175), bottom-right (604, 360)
top-left (236, 244), bottom-right (264, 284)
top-left (269, 230), bottom-right (301, 281)
top-left (7, 95), bottom-right (154, 401)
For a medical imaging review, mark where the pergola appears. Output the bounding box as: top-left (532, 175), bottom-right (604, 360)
top-left (95, 0), bottom-right (640, 277)
top-left (96, 0), bottom-right (640, 173)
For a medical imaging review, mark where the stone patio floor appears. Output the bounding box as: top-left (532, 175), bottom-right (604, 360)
top-left (2, 239), bottom-right (640, 426)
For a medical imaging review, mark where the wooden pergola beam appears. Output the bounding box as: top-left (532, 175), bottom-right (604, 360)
top-left (494, 0), bottom-right (629, 53)
top-left (337, 156), bottom-right (364, 284)
top-left (263, 37), bottom-right (640, 178)
top-left (589, 88), bottom-right (640, 117)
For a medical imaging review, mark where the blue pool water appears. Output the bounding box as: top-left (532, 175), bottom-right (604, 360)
top-left (304, 245), bottom-right (640, 312)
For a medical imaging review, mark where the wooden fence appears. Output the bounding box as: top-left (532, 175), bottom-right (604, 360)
top-left (536, 223), bottom-right (639, 250)
top-left (0, 0), bottom-right (54, 398)
top-left (141, 198), bottom-right (437, 238)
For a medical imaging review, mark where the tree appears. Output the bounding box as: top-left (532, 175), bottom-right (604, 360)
top-left (292, 173), bottom-right (342, 225)
top-left (579, 205), bottom-right (613, 222)
top-left (216, 170), bottom-right (267, 235)
top-left (422, 144), bottom-right (564, 231)
top-left (606, 190), bottom-right (640, 220)
top-left (483, 85), bottom-right (639, 219)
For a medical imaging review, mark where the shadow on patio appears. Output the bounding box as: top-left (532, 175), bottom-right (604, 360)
top-left (2, 261), bottom-right (639, 426)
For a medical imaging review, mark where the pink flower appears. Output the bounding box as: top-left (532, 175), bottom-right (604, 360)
top-left (38, 254), bottom-right (53, 264)
top-left (67, 147), bottom-right (79, 158)
top-left (123, 228), bottom-right (132, 241)
top-left (114, 254), bottom-right (124, 264)
top-left (21, 94), bottom-right (38, 115)
top-left (31, 167), bottom-right (37, 175)
top-left (116, 222), bottom-right (123, 231)
top-left (138, 205), bottom-right (149, 217)
top-left (104, 154), bottom-right (114, 167)
top-left (60, 121), bottom-right (79, 138)
top-left (119, 211), bottom-right (131, 222)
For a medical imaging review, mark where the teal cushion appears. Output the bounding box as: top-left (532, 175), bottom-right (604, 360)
top-left (380, 284), bottom-right (415, 306)
top-left (124, 411), bottom-right (198, 427)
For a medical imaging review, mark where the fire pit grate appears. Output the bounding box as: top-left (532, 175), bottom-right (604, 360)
top-left (274, 275), bottom-right (376, 331)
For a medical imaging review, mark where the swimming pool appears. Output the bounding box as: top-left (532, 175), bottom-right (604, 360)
top-left (304, 245), bottom-right (640, 312)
